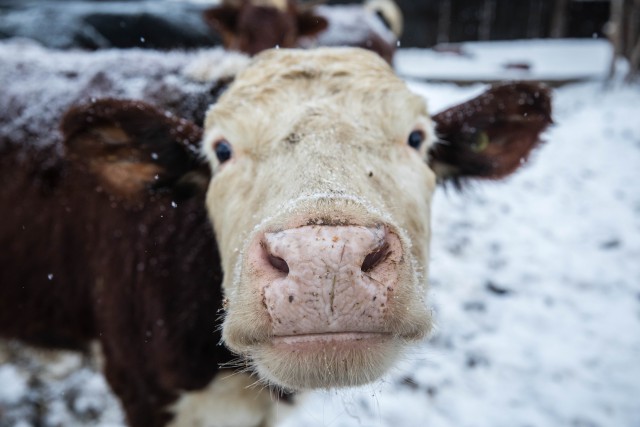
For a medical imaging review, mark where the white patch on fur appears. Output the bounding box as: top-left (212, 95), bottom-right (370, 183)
top-left (182, 49), bottom-right (251, 83)
top-left (365, 0), bottom-right (404, 38)
top-left (253, 0), bottom-right (288, 11)
top-left (167, 370), bottom-right (291, 427)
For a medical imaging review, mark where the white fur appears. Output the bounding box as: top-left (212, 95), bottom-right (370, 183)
top-left (182, 49), bottom-right (251, 83)
top-left (365, 0), bottom-right (403, 38)
top-left (168, 370), bottom-right (292, 427)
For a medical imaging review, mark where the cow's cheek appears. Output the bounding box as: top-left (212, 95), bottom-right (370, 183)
top-left (205, 162), bottom-right (258, 291)
top-left (391, 151), bottom-right (437, 280)
top-left (206, 161), bottom-right (281, 354)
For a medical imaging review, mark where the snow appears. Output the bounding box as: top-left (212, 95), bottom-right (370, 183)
top-left (1, 39), bottom-right (640, 427)
top-left (0, 366), bottom-right (28, 405)
top-left (279, 77), bottom-right (640, 427)
top-left (0, 39), bottom-right (248, 149)
top-left (395, 39), bottom-right (613, 83)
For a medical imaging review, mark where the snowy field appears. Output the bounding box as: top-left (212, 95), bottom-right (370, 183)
top-left (280, 79), bottom-right (640, 427)
top-left (396, 39), bottom-right (612, 83)
top-left (1, 40), bottom-right (640, 427)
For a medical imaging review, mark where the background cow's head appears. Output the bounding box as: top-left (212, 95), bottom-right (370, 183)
top-left (62, 47), bottom-right (551, 391)
top-left (203, 0), bottom-right (328, 55)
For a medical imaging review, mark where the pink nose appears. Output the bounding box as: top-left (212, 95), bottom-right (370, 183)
top-left (247, 225), bottom-right (403, 336)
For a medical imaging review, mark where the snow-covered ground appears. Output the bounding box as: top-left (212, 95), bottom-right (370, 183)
top-left (396, 39), bottom-right (613, 83)
top-left (280, 79), bottom-right (640, 427)
top-left (1, 40), bottom-right (639, 427)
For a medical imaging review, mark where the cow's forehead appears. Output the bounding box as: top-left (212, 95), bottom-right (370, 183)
top-left (235, 47), bottom-right (394, 84)
top-left (204, 48), bottom-right (428, 146)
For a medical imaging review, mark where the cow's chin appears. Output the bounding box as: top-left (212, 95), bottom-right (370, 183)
top-left (251, 332), bottom-right (402, 390)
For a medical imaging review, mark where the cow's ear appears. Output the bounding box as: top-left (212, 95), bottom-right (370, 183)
top-left (61, 99), bottom-right (209, 201)
top-left (203, 5), bottom-right (240, 38)
top-left (428, 82), bottom-right (552, 185)
top-left (297, 11), bottom-right (328, 37)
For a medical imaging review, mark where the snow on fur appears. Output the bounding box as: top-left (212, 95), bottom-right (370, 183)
top-left (0, 39), bottom-right (248, 150)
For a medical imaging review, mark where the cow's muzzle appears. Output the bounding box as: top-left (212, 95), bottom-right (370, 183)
top-left (246, 224), bottom-right (402, 341)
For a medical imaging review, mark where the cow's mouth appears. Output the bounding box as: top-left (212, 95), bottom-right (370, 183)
top-left (253, 332), bottom-right (401, 390)
top-left (271, 331), bottom-right (391, 348)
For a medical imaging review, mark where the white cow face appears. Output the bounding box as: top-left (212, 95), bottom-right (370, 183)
top-left (201, 48), bottom-right (436, 389)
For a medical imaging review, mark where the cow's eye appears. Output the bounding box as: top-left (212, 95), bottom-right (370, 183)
top-left (214, 139), bottom-right (233, 163)
top-left (408, 130), bottom-right (425, 150)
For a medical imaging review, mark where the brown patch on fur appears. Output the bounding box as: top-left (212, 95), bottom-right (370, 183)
top-left (62, 99), bottom-right (209, 200)
top-left (429, 82), bottom-right (553, 184)
top-left (90, 126), bottom-right (131, 145)
top-left (96, 161), bottom-right (163, 195)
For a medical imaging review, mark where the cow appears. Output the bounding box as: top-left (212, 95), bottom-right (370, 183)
top-left (0, 47), bottom-right (552, 427)
top-left (202, 0), bottom-right (329, 56)
top-left (203, 0), bottom-right (402, 63)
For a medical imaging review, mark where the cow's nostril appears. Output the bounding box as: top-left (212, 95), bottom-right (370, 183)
top-left (361, 242), bottom-right (390, 273)
top-left (268, 254), bottom-right (290, 274)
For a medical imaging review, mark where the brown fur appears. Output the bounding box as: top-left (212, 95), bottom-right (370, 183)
top-left (203, 0), bottom-right (328, 55)
top-left (0, 99), bottom-right (232, 427)
top-left (430, 82), bottom-right (553, 186)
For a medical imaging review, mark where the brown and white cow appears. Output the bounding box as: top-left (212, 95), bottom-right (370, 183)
top-left (203, 0), bottom-right (402, 63)
top-left (0, 47), bottom-right (551, 426)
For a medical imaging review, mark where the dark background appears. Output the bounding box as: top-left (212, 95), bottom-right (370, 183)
top-left (0, 0), bottom-right (611, 49)
top-left (376, 0), bottom-right (609, 47)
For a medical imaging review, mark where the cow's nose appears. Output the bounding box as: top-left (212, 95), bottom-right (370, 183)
top-left (263, 245), bottom-right (290, 275)
top-left (262, 225), bottom-right (391, 277)
top-left (250, 225), bottom-right (403, 336)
